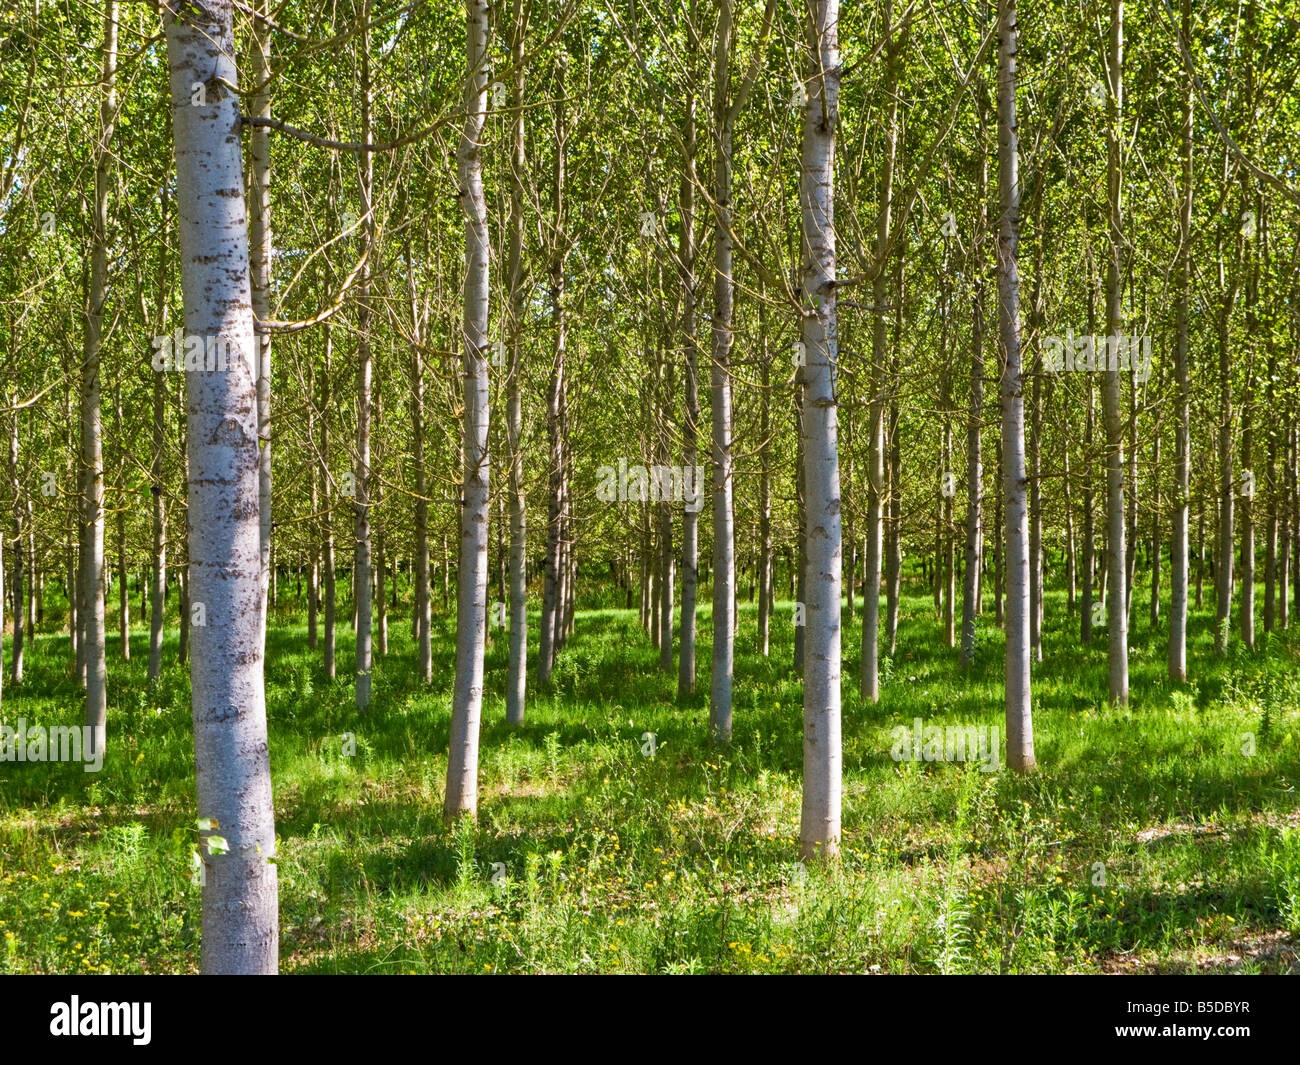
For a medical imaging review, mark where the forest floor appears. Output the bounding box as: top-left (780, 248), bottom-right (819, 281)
top-left (2, 578), bottom-right (1299, 974)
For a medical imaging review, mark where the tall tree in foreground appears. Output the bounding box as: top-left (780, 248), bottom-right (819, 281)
top-left (708, 0), bottom-right (738, 743)
top-left (997, 0), bottom-right (1034, 770)
top-left (163, 0), bottom-right (277, 974)
top-left (81, 0), bottom-right (116, 757)
top-left (503, 0), bottom-right (528, 723)
top-left (799, 0), bottom-right (842, 859)
top-left (354, 5), bottom-right (376, 711)
top-left (248, 0), bottom-right (273, 657)
top-left (678, 7), bottom-right (701, 696)
top-left (1168, 0), bottom-right (1192, 682)
top-left (444, 0), bottom-right (492, 819)
top-left (1101, 0), bottom-right (1129, 703)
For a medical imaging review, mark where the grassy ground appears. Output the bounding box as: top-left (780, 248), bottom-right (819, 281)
top-left (2, 574), bottom-right (1299, 974)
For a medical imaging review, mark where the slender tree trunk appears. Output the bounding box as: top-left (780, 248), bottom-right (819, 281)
top-left (539, 56), bottom-right (568, 684)
top-left (1169, 0), bottom-right (1192, 681)
top-left (504, 0), bottom-right (528, 720)
top-left (353, 16), bottom-right (375, 711)
top-left (444, 0), bottom-right (492, 820)
top-left (1102, 0), bottom-right (1130, 703)
top-left (1150, 432), bottom-right (1161, 629)
top-left (994, 435), bottom-right (1003, 626)
top-left (799, 0), bottom-right (842, 860)
top-left (322, 327), bottom-right (337, 679)
top-left (376, 522), bottom-right (388, 656)
top-left (794, 385), bottom-right (806, 673)
top-left (861, 0), bottom-right (900, 702)
top-left (9, 401), bottom-right (23, 684)
top-left (997, 0), bottom-right (1034, 770)
top-left (113, 386), bottom-right (127, 661)
top-left (960, 147), bottom-right (986, 668)
top-left (757, 315), bottom-right (771, 658)
top-left (678, 38), bottom-right (701, 694)
top-left (1028, 231), bottom-right (1043, 663)
top-left (163, 0), bottom-right (277, 974)
top-left (249, 0), bottom-right (273, 659)
top-left (708, 0), bottom-right (742, 743)
top-left (886, 256), bottom-right (904, 656)
top-left (1240, 194), bottom-right (1258, 650)
top-left (149, 215), bottom-right (169, 680)
top-left (1280, 419), bottom-right (1292, 630)
top-left (80, 0), bottom-right (115, 757)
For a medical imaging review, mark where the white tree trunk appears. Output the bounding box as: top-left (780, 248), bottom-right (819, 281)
top-left (798, 0), bottom-right (842, 861)
top-left (997, 0), bottom-right (1035, 770)
top-left (80, 0), bottom-right (115, 757)
top-left (709, 1), bottom-right (736, 743)
top-left (504, 0), bottom-right (528, 722)
top-left (444, 0), bottom-right (492, 819)
top-left (1103, 0), bottom-right (1129, 703)
top-left (163, 0), bottom-right (277, 973)
top-left (1169, 0), bottom-right (1192, 681)
top-left (353, 14), bottom-right (375, 711)
top-left (149, 214), bottom-right (169, 681)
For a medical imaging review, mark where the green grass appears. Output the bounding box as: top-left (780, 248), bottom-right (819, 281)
top-left (2, 574), bottom-right (1299, 974)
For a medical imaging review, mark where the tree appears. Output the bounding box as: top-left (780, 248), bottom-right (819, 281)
top-left (997, 0), bottom-right (1034, 770)
top-left (444, 0), bottom-right (492, 820)
top-left (1101, 0), bottom-right (1129, 703)
top-left (798, 0), bottom-right (843, 860)
top-left (163, 0), bottom-right (278, 974)
top-left (80, 0), bottom-right (116, 758)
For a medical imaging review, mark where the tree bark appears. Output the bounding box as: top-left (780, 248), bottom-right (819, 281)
top-left (444, 0), bottom-right (492, 820)
top-left (163, 0), bottom-right (278, 974)
top-left (504, 0), bottom-right (528, 720)
top-left (80, 0), bottom-right (115, 757)
top-left (799, 0), bottom-right (842, 860)
top-left (1169, 0), bottom-right (1192, 680)
top-left (959, 145), bottom-right (987, 669)
top-left (353, 11), bottom-right (375, 711)
top-left (1102, 0), bottom-right (1130, 703)
top-left (861, 0), bottom-right (900, 702)
top-left (997, 0), bottom-right (1035, 770)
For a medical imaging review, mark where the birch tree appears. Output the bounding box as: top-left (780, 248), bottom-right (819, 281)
top-left (798, 0), bottom-right (842, 859)
top-left (1101, 0), bottom-right (1129, 703)
top-left (163, 0), bottom-right (278, 974)
top-left (444, 0), bottom-right (491, 820)
top-left (997, 0), bottom-right (1034, 770)
top-left (81, 0), bottom-right (116, 758)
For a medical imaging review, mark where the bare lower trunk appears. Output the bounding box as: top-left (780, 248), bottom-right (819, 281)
top-left (799, 0), bottom-right (842, 860)
top-left (164, 0), bottom-right (277, 974)
top-left (860, 0), bottom-right (899, 702)
top-left (149, 224), bottom-right (169, 680)
top-left (444, 0), bottom-right (492, 820)
top-left (678, 54), bottom-right (700, 695)
top-left (504, 0), bottom-right (528, 720)
top-left (80, 0), bottom-right (115, 757)
top-left (249, 0), bottom-right (273, 660)
top-left (1102, 0), bottom-right (1129, 704)
top-left (1167, 0), bottom-right (1190, 687)
top-left (997, 0), bottom-right (1034, 770)
top-left (353, 21), bottom-right (375, 711)
top-left (708, 1), bottom-right (740, 744)
top-left (959, 149), bottom-right (987, 668)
